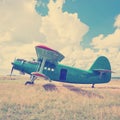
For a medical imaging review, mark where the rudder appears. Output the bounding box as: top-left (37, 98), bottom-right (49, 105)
top-left (89, 56), bottom-right (112, 83)
top-left (89, 56), bottom-right (111, 71)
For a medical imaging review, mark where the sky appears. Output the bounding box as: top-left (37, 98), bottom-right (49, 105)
top-left (0, 0), bottom-right (120, 77)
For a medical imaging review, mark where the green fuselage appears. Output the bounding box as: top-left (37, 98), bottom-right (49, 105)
top-left (12, 58), bottom-right (111, 84)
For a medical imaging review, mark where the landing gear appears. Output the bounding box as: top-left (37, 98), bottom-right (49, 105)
top-left (25, 81), bottom-right (34, 85)
top-left (91, 84), bottom-right (95, 88)
top-left (25, 75), bottom-right (37, 85)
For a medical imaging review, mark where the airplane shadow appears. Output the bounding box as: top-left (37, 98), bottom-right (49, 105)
top-left (42, 83), bottom-right (104, 99)
top-left (63, 84), bottom-right (104, 99)
top-left (43, 83), bottom-right (58, 91)
top-left (94, 86), bottom-right (120, 89)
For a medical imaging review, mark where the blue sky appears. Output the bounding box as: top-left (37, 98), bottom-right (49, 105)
top-left (0, 0), bottom-right (120, 76)
top-left (62, 0), bottom-right (120, 47)
top-left (36, 0), bottom-right (120, 48)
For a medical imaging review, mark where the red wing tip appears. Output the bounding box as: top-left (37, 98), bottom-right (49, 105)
top-left (35, 45), bottom-right (57, 53)
top-left (32, 72), bottom-right (47, 78)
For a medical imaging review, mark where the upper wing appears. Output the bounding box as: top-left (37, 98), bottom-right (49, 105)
top-left (35, 45), bottom-right (64, 64)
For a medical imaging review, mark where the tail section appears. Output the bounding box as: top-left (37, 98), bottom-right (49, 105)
top-left (89, 56), bottom-right (112, 83)
top-left (89, 56), bottom-right (111, 71)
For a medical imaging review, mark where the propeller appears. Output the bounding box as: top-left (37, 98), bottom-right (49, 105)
top-left (10, 66), bottom-right (15, 80)
top-left (10, 66), bottom-right (14, 77)
top-left (10, 58), bottom-right (16, 77)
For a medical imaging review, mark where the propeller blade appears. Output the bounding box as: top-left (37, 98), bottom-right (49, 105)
top-left (10, 66), bottom-right (14, 76)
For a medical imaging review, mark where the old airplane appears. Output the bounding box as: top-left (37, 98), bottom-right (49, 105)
top-left (11, 45), bottom-right (112, 88)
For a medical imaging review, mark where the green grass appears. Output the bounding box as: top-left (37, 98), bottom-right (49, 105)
top-left (0, 75), bottom-right (120, 120)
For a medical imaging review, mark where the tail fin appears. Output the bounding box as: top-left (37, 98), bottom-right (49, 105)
top-left (89, 56), bottom-right (111, 71)
top-left (89, 56), bottom-right (112, 83)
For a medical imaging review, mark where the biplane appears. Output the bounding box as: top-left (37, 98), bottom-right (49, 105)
top-left (11, 45), bottom-right (112, 88)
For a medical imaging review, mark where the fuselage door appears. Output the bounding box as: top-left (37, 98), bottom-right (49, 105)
top-left (59, 69), bottom-right (67, 82)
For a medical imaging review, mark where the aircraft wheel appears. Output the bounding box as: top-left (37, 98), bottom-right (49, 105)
top-left (25, 81), bottom-right (34, 85)
top-left (92, 84), bottom-right (95, 88)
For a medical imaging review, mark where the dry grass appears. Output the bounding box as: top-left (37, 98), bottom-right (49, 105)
top-left (0, 75), bottom-right (120, 120)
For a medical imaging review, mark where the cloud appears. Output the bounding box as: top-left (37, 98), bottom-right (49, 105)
top-left (0, 0), bottom-right (119, 77)
top-left (0, 0), bottom-right (89, 75)
top-left (0, 41), bottom-right (40, 74)
top-left (91, 14), bottom-right (120, 51)
top-left (39, 0), bottom-right (89, 49)
top-left (61, 46), bottom-right (97, 70)
top-left (114, 14), bottom-right (120, 28)
top-left (0, 0), bottom-right (43, 74)
top-left (0, 32), bottom-right (12, 43)
top-left (0, 0), bottom-right (43, 46)
top-left (39, 0), bottom-right (92, 70)
top-left (91, 14), bottom-right (120, 76)
top-left (91, 29), bottom-right (120, 49)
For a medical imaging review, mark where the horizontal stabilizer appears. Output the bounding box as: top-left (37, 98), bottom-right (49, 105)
top-left (31, 72), bottom-right (49, 80)
top-left (93, 69), bottom-right (113, 79)
top-left (93, 69), bottom-right (113, 73)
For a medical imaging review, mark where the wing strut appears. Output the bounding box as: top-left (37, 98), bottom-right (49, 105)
top-left (25, 58), bottom-right (47, 85)
top-left (25, 45), bottom-right (64, 85)
top-left (39, 58), bottom-right (46, 73)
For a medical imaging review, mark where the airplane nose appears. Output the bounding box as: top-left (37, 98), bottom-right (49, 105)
top-left (10, 59), bottom-right (18, 76)
top-left (11, 62), bottom-right (14, 65)
top-left (11, 58), bottom-right (26, 75)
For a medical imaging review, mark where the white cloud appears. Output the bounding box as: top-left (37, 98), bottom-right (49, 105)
top-left (114, 14), bottom-right (120, 28)
top-left (91, 29), bottom-right (120, 49)
top-left (40, 0), bottom-right (89, 49)
top-left (0, 31), bottom-right (12, 42)
top-left (0, 41), bottom-right (40, 74)
top-left (0, 0), bottom-right (42, 45)
top-left (0, 0), bottom-right (43, 74)
top-left (39, 0), bottom-right (93, 71)
top-left (0, 0), bottom-right (89, 75)
top-left (0, 0), bottom-right (119, 77)
top-left (91, 14), bottom-right (120, 77)
top-left (61, 47), bottom-right (97, 70)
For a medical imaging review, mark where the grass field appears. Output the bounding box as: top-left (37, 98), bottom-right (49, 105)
top-left (0, 75), bottom-right (120, 120)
